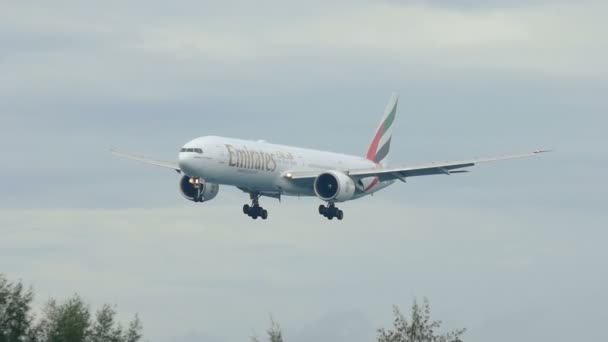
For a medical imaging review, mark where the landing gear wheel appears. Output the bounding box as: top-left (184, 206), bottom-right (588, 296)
top-left (319, 203), bottom-right (343, 221)
top-left (249, 206), bottom-right (260, 219)
top-left (243, 192), bottom-right (269, 220)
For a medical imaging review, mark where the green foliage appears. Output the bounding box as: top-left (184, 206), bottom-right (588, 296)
top-left (266, 318), bottom-right (282, 342)
top-left (42, 296), bottom-right (91, 342)
top-left (253, 299), bottom-right (465, 342)
top-left (90, 304), bottom-right (123, 342)
top-left (0, 274), bottom-right (34, 342)
top-left (123, 315), bottom-right (142, 342)
top-left (0, 274), bottom-right (143, 342)
top-left (251, 317), bottom-right (283, 342)
top-left (377, 298), bottom-right (466, 342)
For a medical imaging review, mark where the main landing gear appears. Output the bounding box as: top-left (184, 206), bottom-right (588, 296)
top-left (319, 203), bottom-right (344, 220)
top-left (243, 193), bottom-right (268, 220)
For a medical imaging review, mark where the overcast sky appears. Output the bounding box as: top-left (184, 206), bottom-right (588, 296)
top-left (1, 1), bottom-right (607, 341)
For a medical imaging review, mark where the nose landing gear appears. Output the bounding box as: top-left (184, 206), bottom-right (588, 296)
top-left (243, 193), bottom-right (268, 220)
top-left (319, 203), bottom-right (344, 220)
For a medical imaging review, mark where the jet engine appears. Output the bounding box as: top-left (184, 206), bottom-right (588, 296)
top-left (313, 171), bottom-right (356, 202)
top-left (179, 175), bottom-right (219, 202)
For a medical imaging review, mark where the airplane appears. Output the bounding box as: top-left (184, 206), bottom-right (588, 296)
top-left (111, 93), bottom-right (549, 221)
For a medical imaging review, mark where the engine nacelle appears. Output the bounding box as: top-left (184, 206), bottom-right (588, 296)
top-left (313, 171), bottom-right (356, 202)
top-left (179, 175), bottom-right (219, 202)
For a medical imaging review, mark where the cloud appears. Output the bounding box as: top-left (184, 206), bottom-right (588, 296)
top-left (388, 0), bottom-right (573, 9)
top-left (1, 0), bottom-right (607, 104)
top-left (123, 1), bottom-right (608, 82)
top-left (1, 199), bottom-right (606, 342)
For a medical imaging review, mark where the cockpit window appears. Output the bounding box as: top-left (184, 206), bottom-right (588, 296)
top-left (180, 148), bottom-right (203, 154)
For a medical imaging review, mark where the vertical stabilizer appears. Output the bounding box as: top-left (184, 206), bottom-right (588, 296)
top-left (366, 93), bottom-right (398, 165)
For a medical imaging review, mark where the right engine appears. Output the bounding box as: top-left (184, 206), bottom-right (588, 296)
top-left (179, 175), bottom-right (219, 202)
top-left (313, 171), bottom-right (356, 203)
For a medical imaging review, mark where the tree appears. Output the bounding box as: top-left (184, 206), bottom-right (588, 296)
top-left (123, 315), bottom-right (142, 342)
top-left (90, 305), bottom-right (123, 342)
top-left (0, 274), bottom-right (144, 342)
top-left (0, 274), bottom-right (34, 342)
top-left (89, 305), bottom-right (142, 342)
top-left (39, 296), bottom-right (91, 342)
top-left (32, 297), bottom-right (143, 342)
top-left (252, 300), bottom-right (465, 342)
top-left (266, 318), bottom-right (282, 342)
top-left (251, 317), bottom-right (283, 342)
top-left (377, 298), bottom-right (466, 342)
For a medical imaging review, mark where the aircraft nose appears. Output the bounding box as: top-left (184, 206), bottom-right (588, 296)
top-left (178, 151), bottom-right (195, 174)
top-left (178, 143), bottom-right (205, 175)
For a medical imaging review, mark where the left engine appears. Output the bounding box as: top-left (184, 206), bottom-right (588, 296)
top-left (313, 171), bottom-right (356, 202)
top-left (179, 175), bottom-right (219, 202)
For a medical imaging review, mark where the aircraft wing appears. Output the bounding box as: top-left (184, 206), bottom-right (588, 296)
top-left (110, 149), bottom-right (181, 173)
top-left (285, 150), bottom-right (550, 183)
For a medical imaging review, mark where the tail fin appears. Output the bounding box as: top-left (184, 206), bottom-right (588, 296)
top-left (366, 93), bottom-right (399, 165)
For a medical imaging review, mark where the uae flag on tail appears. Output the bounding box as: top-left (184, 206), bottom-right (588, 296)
top-left (366, 93), bottom-right (399, 165)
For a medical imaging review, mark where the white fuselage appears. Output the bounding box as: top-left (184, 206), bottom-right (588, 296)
top-left (178, 136), bottom-right (394, 199)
